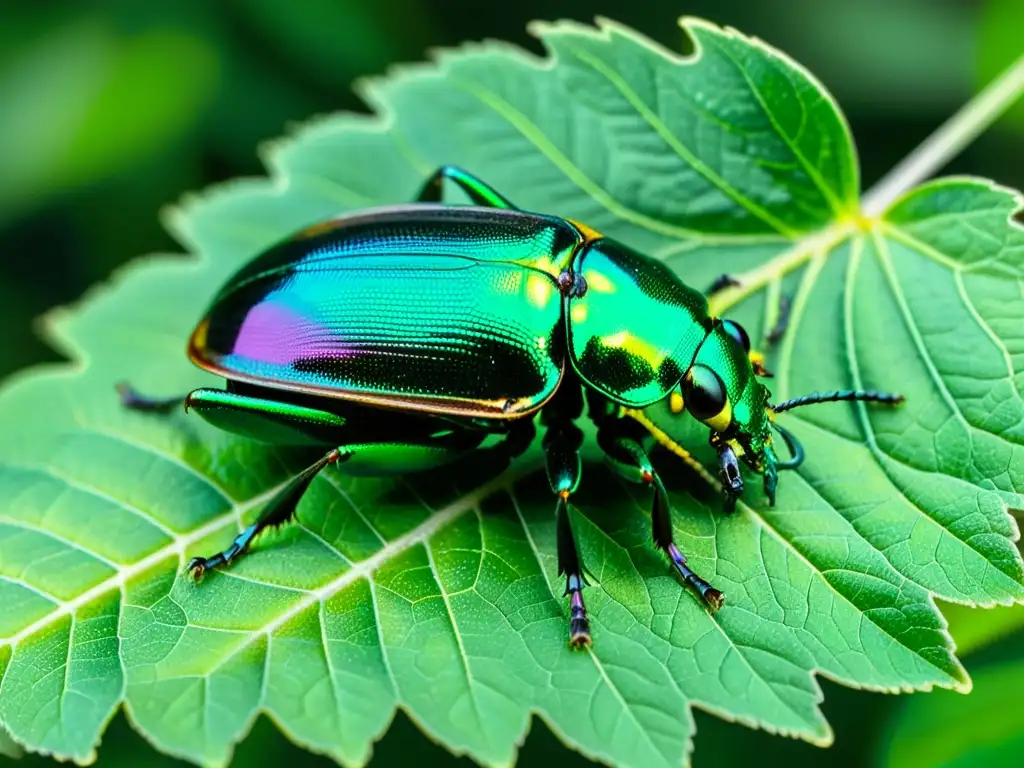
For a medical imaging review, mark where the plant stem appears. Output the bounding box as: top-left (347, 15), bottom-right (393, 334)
top-left (862, 52), bottom-right (1024, 216)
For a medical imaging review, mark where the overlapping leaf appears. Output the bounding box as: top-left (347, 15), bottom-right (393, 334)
top-left (0, 16), bottom-right (1022, 768)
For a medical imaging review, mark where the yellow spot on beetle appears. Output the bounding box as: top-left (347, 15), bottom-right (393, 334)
top-left (600, 331), bottom-right (667, 368)
top-left (526, 273), bottom-right (554, 308)
top-left (584, 269), bottom-right (616, 294)
top-left (669, 390), bottom-right (685, 414)
top-left (188, 317), bottom-right (210, 359)
top-left (566, 218), bottom-right (604, 243)
top-left (703, 399), bottom-right (733, 433)
top-left (601, 330), bottom-right (629, 348)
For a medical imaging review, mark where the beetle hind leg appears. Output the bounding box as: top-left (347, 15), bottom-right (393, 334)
top-left (188, 448), bottom-right (347, 578)
top-left (416, 165), bottom-right (519, 210)
top-left (556, 491), bottom-right (591, 648)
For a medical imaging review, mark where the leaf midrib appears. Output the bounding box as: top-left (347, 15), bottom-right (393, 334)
top-left (707, 31), bottom-right (852, 219)
top-left (558, 42), bottom-right (800, 238)
top-left (168, 465), bottom-right (538, 691)
top-left (450, 76), bottom-right (778, 243)
top-left (0, 474), bottom-right (261, 648)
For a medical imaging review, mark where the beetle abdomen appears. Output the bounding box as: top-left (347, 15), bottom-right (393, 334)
top-left (189, 206), bottom-right (580, 418)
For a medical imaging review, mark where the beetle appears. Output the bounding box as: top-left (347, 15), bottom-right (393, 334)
top-left (119, 165), bottom-right (903, 649)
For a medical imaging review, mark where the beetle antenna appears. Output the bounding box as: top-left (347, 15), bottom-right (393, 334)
top-left (770, 423), bottom-right (804, 470)
top-left (770, 389), bottom-right (904, 414)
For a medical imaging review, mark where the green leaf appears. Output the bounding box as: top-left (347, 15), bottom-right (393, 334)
top-left (879, 656), bottom-right (1024, 768)
top-left (0, 723), bottom-right (22, 759)
top-left (1, 16), bottom-right (1022, 768)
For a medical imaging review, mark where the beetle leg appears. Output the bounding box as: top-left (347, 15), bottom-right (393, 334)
top-left (539, 375), bottom-right (592, 648)
top-left (185, 419), bottom-right (504, 579)
top-left (117, 382), bottom-right (185, 414)
top-left (186, 448), bottom-right (348, 579)
top-left (765, 294), bottom-right (792, 347)
top-left (415, 165), bottom-right (519, 210)
top-left (715, 441), bottom-right (744, 514)
top-left (542, 418), bottom-right (591, 649)
top-left (596, 416), bottom-right (724, 612)
top-left (705, 274), bottom-right (741, 296)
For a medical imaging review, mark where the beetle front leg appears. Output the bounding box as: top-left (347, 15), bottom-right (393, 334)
top-left (597, 417), bottom-right (724, 612)
top-left (714, 440), bottom-right (744, 514)
top-left (416, 165), bottom-right (519, 210)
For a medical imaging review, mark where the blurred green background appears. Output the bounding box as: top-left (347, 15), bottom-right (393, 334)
top-left (1, 0), bottom-right (1022, 765)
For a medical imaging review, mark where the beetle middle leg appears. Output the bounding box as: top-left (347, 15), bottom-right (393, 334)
top-left (591, 395), bottom-right (724, 611)
top-left (415, 165), bottom-right (519, 210)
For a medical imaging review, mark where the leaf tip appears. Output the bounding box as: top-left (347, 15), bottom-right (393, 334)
top-left (951, 672), bottom-right (974, 695)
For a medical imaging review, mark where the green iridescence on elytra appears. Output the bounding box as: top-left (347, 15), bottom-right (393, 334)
top-left (119, 164), bottom-right (903, 649)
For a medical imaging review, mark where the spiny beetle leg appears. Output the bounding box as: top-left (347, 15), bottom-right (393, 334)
top-left (763, 446), bottom-right (779, 507)
top-left (597, 419), bottom-right (724, 612)
top-left (557, 495), bottom-right (591, 649)
top-left (544, 427), bottom-right (590, 648)
top-left (542, 377), bottom-right (591, 649)
top-left (117, 382), bottom-right (186, 414)
top-left (706, 274), bottom-right (741, 297)
top-left (186, 448), bottom-right (347, 579)
top-left (415, 165), bottom-right (519, 210)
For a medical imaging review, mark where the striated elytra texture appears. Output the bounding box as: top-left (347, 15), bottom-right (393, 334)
top-left (0, 16), bottom-right (1023, 768)
top-left (189, 205), bottom-right (578, 418)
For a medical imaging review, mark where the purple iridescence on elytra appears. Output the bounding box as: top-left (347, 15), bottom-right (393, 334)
top-left (190, 206), bottom-right (581, 415)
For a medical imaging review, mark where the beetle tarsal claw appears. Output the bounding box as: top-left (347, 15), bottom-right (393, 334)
top-left (702, 587), bottom-right (725, 612)
top-left (185, 558), bottom-right (207, 581)
top-left (568, 630), bottom-right (593, 650)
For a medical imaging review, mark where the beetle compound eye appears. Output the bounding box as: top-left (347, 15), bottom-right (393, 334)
top-left (722, 319), bottom-right (751, 353)
top-left (682, 365), bottom-right (731, 431)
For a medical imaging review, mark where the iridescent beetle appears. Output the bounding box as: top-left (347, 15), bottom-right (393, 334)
top-left (121, 166), bottom-right (903, 648)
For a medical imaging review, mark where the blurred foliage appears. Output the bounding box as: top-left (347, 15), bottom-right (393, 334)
top-left (942, 602), bottom-right (1024, 657)
top-left (0, 0), bottom-right (1021, 766)
top-left (879, 656), bottom-right (1024, 767)
top-left (978, 0), bottom-right (1024, 130)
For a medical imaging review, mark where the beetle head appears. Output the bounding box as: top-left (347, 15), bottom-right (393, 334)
top-left (660, 317), bottom-right (780, 509)
top-left (666, 317), bottom-right (905, 510)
